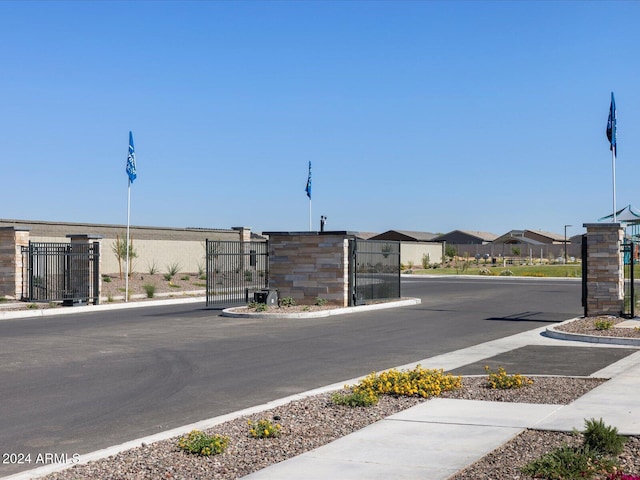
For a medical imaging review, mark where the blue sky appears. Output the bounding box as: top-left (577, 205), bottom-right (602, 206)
top-left (1, 1), bottom-right (639, 237)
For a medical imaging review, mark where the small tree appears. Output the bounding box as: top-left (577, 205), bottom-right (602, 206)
top-left (112, 235), bottom-right (138, 279)
top-left (445, 244), bottom-right (457, 260)
top-left (421, 253), bottom-right (430, 269)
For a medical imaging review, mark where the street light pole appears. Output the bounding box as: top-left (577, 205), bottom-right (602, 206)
top-left (564, 224), bottom-right (572, 264)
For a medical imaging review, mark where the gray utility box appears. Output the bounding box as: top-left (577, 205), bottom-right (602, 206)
top-left (254, 289), bottom-right (278, 306)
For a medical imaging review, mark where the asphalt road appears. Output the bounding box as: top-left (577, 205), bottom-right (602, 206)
top-left (0, 276), bottom-right (582, 476)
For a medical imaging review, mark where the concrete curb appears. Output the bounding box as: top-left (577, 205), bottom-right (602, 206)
top-left (221, 298), bottom-right (422, 319)
top-left (0, 296), bottom-right (206, 321)
top-left (545, 318), bottom-right (640, 347)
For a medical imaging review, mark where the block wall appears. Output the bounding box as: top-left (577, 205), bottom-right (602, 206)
top-left (0, 227), bottom-right (30, 299)
top-left (584, 223), bottom-right (624, 316)
top-left (268, 233), bottom-right (350, 306)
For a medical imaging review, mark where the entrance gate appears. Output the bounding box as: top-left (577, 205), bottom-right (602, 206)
top-left (21, 241), bottom-right (100, 304)
top-left (349, 239), bottom-right (401, 306)
top-left (205, 239), bottom-right (268, 306)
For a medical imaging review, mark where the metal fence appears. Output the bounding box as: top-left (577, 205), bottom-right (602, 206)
top-left (205, 240), bottom-right (268, 306)
top-left (622, 241), bottom-right (636, 318)
top-left (349, 239), bottom-right (401, 306)
top-left (21, 242), bottom-right (100, 304)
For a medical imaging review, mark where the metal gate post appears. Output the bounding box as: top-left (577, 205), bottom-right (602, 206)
top-left (631, 241), bottom-right (635, 318)
top-left (581, 234), bottom-right (587, 318)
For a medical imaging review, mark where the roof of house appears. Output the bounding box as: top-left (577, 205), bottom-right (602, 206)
top-left (370, 230), bottom-right (437, 242)
top-left (432, 230), bottom-right (498, 242)
top-left (524, 229), bottom-right (566, 242)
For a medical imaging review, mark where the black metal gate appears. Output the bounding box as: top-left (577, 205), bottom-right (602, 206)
top-left (21, 242), bottom-right (100, 304)
top-left (205, 240), bottom-right (268, 306)
top-left (349, 239), bottom-right (401, 306)
top-left (622, 240), bottom-right (635, 318)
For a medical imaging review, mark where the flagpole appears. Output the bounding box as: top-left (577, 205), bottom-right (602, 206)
top-left (612, 148), bottom-right (617, 223)
top-left (125, 178), bottom-right (131, 302)
top-left (309, 198), bottom-right (312, 231)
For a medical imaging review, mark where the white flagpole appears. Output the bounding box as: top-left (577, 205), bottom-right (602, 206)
top-left (612, 147), bottom-right (617, 223)
top-left (309, 198), bottom-right (312, 231)
top-left (125, 178), bottom-right (131, 302)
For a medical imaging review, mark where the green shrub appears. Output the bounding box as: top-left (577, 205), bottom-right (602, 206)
top-left (177, 430), bottom-right (228, 456)
top-left (522, 444), bottom-right (617, 479)
top-left (164, 262), bottom-right (181, 280)
top-left (0, 296), bottom-right (7, 303)
top-left (594, 318), bottom-right (615, 331)
top-left (499, 269), bottom-right (514, 276)
top-left (248, 301), bottom-right (268, 312)
top-left (315, 297), bottom-right (328, 306)
top-left (248, 419), bottom-right (282, 439)
top-left (582, 418), bottom-right (627, 456)
top-left (280, 296), bottom-right (296, 307)
top-left (102, 275), bottom-right (112, 283)
top-left (523, 418), bottom-right (626, 479)
top-left (180, 275), bottom-right (190, 281)
top-left (146, 261), bottom-right (159, 275)
top-left (331, 390), bottom-right (379, 407)
top-left (143, 284), bottom-right (156, 298)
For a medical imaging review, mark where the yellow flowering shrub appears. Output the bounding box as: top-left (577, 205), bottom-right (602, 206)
top-left (484, 366), bottom-right (533, 389)
top-left (352, 365), bottom-right (462, 399)
top-left (177, 430), bottom-right (229, 456)
top-left (248, 419), bottom-right (282, 439)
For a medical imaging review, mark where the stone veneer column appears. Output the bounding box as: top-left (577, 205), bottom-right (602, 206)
top-left (267, 232), bottom-right (351, 307)
top-left (0, 227), bottom-right (30, 300)
top-left (583, 223), bottom-right (624, 317)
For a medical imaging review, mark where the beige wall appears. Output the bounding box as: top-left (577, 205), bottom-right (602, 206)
top-left (0, 219), bottom-right (246, 276)
top-left (401, 242), bottom-right (443, 267)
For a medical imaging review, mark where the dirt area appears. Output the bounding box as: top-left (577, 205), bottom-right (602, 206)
top-left (100, 272), bottom-right (206, 301)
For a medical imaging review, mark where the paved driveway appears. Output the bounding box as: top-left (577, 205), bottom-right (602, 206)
top-left (0, 276), bottom-right (582, 476)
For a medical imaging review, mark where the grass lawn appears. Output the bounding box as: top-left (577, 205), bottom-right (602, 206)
top-left (411, 263), bottom-right (582, 278)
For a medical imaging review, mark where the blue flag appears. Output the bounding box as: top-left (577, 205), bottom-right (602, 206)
top-left (305, 161), bottom-right (312, 199)
top-left (607, 92), bottom-right (617, 153)
top-left (126, 131), bottom-right (137, 183)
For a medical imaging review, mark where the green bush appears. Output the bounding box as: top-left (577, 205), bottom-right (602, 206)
top-left (522, 418), bottom-right (626, 479)
top-left (280, 296), bottom-right (296, 307)
top-left (143, 284), bottom-right (156, 298)
top-left (248, 419), bottom-right (282, 439)
top-left (315, 297), bottom-right (328, 306)
top-left (582, 418), bottom-right (627, 456)
top-left (164, 262), bottom-right (181, 280)
top-left (177, 430), bottom-right (228, 456)
top-left (331, 390), bottom-right (379, 407)
top-left (594, 318), bottom-right (615, 331)
top-left (522, 445), bottom-right (617, 479)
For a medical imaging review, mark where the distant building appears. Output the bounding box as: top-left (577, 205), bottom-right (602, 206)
top-left (492, 229), bottom-right (565, 245)
top-left (431, 230), bottom-right (498, 245)
top-left (369, 230), bottom-right (437, 242)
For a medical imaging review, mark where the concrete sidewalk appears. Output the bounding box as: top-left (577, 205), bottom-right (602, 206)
top-left (242, 328), bottom-right (640, 480)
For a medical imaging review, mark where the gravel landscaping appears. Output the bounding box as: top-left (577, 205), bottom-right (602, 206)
top-left (39, 375), bottom-right (640, 480)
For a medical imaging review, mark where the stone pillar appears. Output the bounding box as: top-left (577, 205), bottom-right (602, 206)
top-left (66, 234), bottom-right (103, 304)
top-left (0, 227), bottom-right (30, 300)
top-left (583, 223), bottom-right (624, 316)
top-left (266, 232), bottom-right (352, 306)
